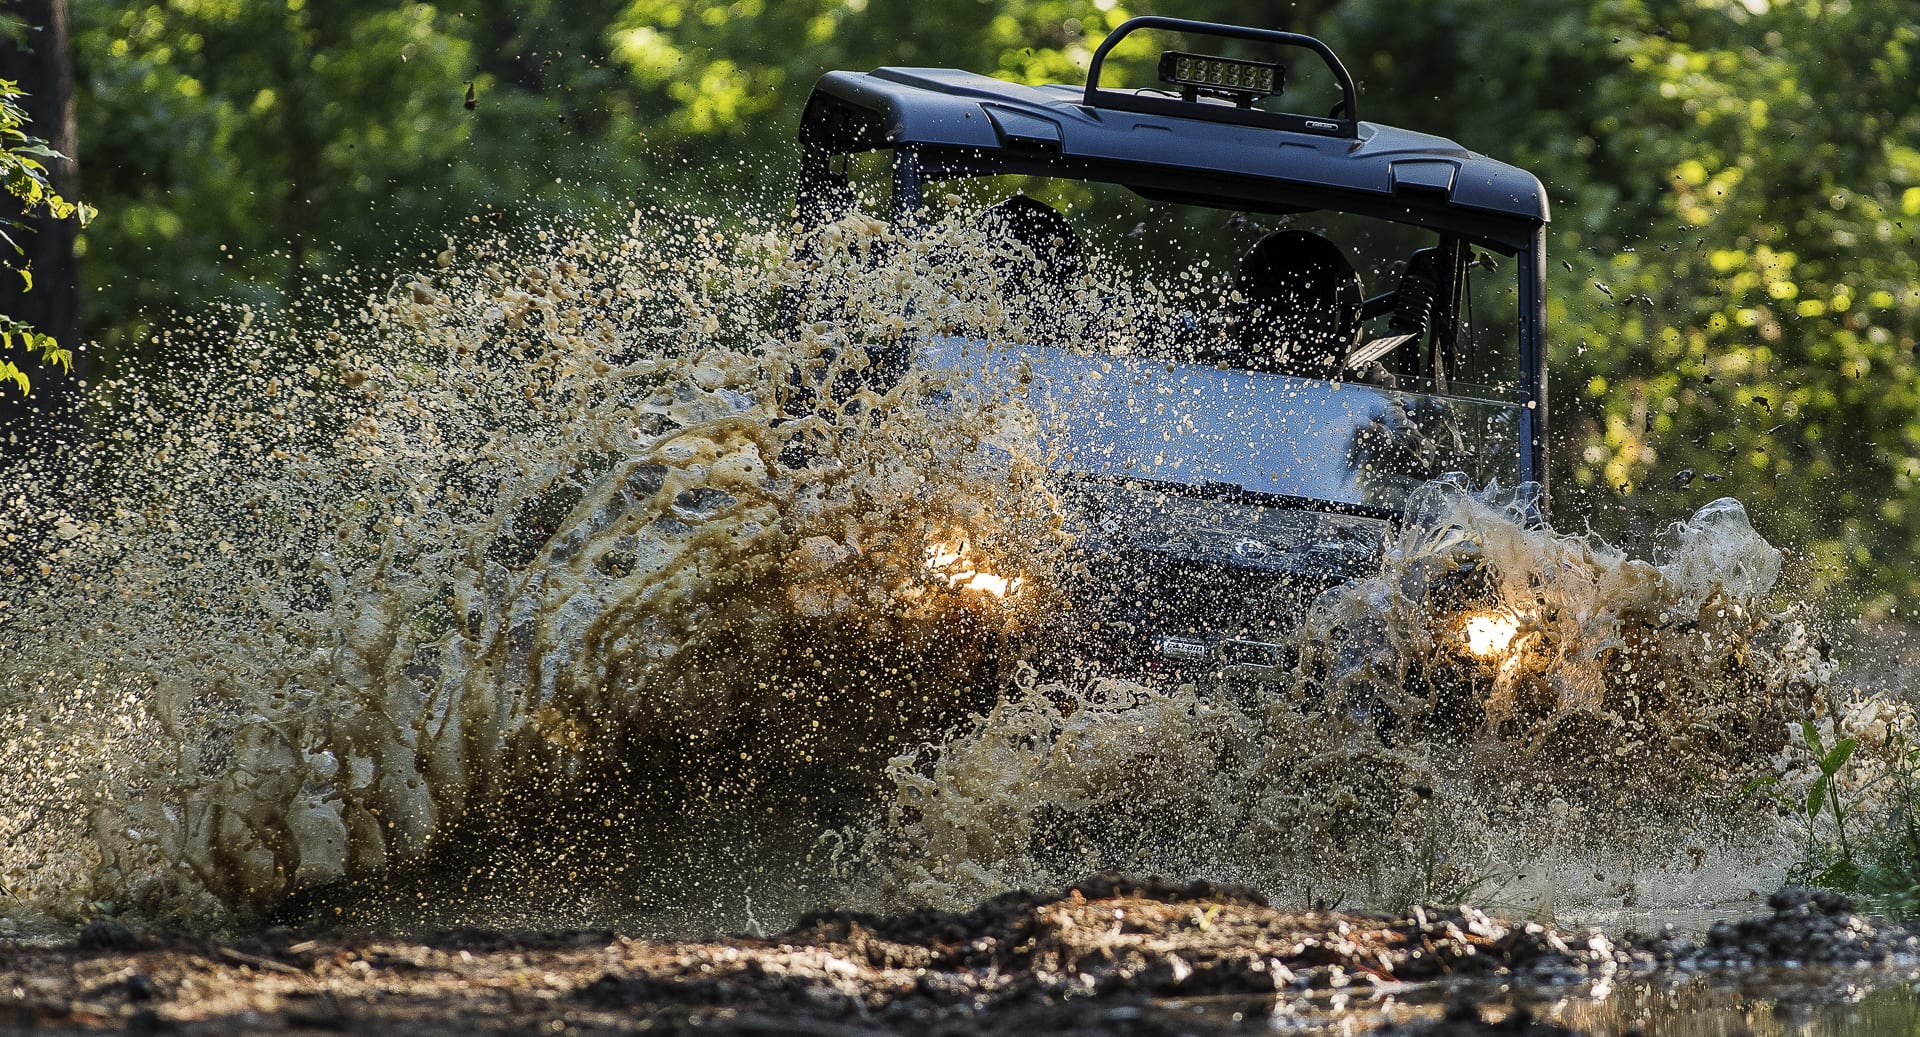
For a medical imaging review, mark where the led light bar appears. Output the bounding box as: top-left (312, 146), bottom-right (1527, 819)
top-left (1158, 50), bottom-right (1283, 106)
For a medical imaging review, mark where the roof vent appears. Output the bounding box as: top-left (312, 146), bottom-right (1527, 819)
top-left (983, 105), bottom-right (1063, 152)
top-left (1391, 160), bottom-right (1457, 197)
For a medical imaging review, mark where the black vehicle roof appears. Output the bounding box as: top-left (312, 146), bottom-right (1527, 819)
top-left (802, 68), bottom-right (1550, 251)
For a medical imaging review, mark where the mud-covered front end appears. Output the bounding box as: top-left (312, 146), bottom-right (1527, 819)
top-left (1049, 479), bottom-right (1390, 675)
top-left (923, 337), bottom-right (1525, 676)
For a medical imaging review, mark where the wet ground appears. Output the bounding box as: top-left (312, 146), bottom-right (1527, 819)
top-left (5, 877), bottom-right (1916, 1035)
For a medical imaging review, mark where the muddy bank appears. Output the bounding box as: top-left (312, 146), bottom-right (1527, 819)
top-left (4, 877), bottom-right (1913, 1035)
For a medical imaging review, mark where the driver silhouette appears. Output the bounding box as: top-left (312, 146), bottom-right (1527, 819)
top-left (1229, 229), bottom-right (1363, 377)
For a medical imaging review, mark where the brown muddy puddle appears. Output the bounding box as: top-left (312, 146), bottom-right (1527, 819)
top-left (1174, 975), bottom-right (1920, 1035)
top-left (6, 877), bottom-right (1919, 1035)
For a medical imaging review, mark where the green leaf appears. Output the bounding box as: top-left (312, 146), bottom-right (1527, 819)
top-left (1822, 737), bottom-right (1858, 778)
top-left (1815, 857), bottom-right (1862, 891)
top-left (1807, 776), bottom-right (1827, 822)
top-left (1802, 720), bottom-right (1827, 759)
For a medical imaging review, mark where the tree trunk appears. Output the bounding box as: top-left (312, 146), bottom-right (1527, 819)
top-left (0, 0), bottom-right (82, 446)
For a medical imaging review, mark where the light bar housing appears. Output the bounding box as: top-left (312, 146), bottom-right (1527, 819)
top-left (1158, 50), bottom-right (1284, 107)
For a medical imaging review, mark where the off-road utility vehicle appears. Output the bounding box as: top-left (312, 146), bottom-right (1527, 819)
top-left (793, 17), bottom-right (1550, 673)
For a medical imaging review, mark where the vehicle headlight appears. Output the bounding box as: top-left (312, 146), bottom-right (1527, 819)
top-left (1458, 609), bottom-right (1521, 660)
top-left (925, 536), bottom-right (1025, 599)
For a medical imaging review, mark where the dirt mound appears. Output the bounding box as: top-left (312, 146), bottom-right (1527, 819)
top-left (1624, 885), bottom-right (1910, 967)
top-left (6, 877), bottom-right (1911, 1035)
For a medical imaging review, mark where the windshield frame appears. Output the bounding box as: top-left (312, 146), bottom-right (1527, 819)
top-left (796, 142), bottom-right (1551, 510)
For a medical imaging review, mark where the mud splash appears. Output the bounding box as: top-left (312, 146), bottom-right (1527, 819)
top-left (0, 208), bottom-right (1084, 926)
top-left (0, 202), bottom-right (1862, 933)
top-left (844, 481), bottom-right (1835, 916)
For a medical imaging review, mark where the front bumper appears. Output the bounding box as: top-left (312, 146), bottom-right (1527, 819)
top-left (1043, 478), bottom-right (1391, 672)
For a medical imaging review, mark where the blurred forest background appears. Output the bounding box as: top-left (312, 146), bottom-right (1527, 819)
top-left (2, 0), bottom-right (1917, 609)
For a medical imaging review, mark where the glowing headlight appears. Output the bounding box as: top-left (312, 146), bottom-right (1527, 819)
top-left (1460, 610), bottom-right (1520, 659)
top-left (925, 537), bottom-right (1024, 599)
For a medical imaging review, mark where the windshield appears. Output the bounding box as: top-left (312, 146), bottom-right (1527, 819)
top-left (926, 337), bottom-right (1524, 514)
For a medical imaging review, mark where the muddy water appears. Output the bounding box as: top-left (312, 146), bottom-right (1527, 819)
top-left (1175, 975), bottom-right (1920, 1035)
top-left (1, 209), bottom-right (1081, 929)
top-left (0, 203), bottom-right (1902, 980)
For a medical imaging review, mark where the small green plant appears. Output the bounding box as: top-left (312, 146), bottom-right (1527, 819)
top-left (1800, 719), bottom-right (1862, 888)
top-left (1742, 721), bottom-right (1861, 888)
top-left (1362, 784), bottom-right (1512, 914)
top-left (1744, 710), bottom-right (1920, 913)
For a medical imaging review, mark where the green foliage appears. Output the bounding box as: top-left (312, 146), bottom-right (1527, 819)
top-left (0, 74), bottom-right (89, 394)
top-left (0, 314), bottom-right (67, 395)
top-left (70, 0), bottom-right (648, 361)
top-left (1320, 0), bottom-right (1920, 601)
top-left (1558, 3), bottom-right (1919, 606)
top-left (606, 0), bottom-right (1130, 164)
